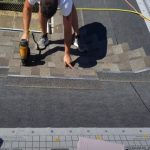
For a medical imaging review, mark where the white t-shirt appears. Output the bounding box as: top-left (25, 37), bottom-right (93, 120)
top-left (28, 0), bottom-right (73, 16)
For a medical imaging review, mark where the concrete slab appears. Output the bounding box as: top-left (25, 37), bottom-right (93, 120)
top-left (131, 82), bottom-right (150, 111)
top-left (97, 71), bottom-right (150, 82)
top-left (0, 10), bottom-right (40, 31)
top-left (0, 68), bottom-right (8, 76)
top-left (5, 76), bottom-right (100, 89)
top-left (0, 78), bottom-right (150, 127)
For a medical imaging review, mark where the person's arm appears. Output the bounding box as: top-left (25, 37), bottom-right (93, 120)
top-left (63, 15), bottom-right (73, 69)
top-left (21, 0), bottom-right (33, 40)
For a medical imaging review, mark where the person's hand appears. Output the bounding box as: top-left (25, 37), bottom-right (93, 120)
top-left (64, 53), bottom-right (74, 69)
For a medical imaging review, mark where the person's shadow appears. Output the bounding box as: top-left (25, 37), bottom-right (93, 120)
top-left (27, 38), bottom-right (64, 66)
top-left (71, 22), bottom-right (107, 68)
top-left (27, 22), bottom-right (107, 68)
top-left (0, 138), bottom-right (4, 148)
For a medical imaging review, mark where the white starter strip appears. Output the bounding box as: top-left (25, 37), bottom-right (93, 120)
top-left (0, 128), bottom-right (150, 135)
top-left (136, 0), bottom-right (150, 32)
top-left (0, 128), bottom-right (150, 150)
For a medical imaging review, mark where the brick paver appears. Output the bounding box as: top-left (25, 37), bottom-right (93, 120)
top-left (0, 29), bottom-right (150, 78)
top-left (0, 34), bottom-right (149, 77)
top-left (0, 10), bottom-right (150, 78)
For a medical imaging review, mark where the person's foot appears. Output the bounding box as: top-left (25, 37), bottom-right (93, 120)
top-left (37, 34), bottom-right (49, 50)
top-left (73, 35), bottom-right (86, 52)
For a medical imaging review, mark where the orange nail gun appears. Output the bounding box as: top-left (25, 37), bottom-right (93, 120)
top-left (19, 39), bottom-right (30, 66)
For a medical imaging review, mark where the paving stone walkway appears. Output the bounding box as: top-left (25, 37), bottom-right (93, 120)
top-left (0, 29), bottom-right (150, 80)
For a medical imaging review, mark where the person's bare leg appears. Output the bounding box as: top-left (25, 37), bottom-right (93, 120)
top-left (39, 5), bottom-right (47, 35)
top-left (63, 14), bottom-right (73, 68)
top-left (21, 0), bottom-right (33, 40)
top-left (71, 4), bottom-right (79, 36)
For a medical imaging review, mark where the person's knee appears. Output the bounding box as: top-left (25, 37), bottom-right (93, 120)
top-left (24, 0), bottom-right (32, 10)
